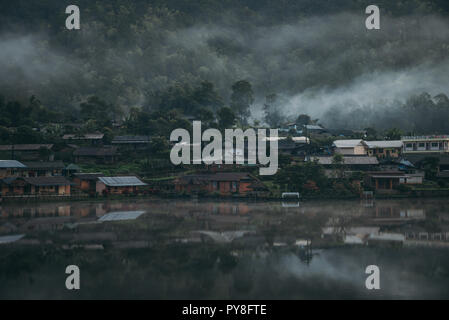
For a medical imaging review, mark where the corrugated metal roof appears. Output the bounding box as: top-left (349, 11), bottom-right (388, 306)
top-left (365, 140), bottom-right (403, 149)
top-left (0, 160), bottom-right (26, 168)
top-left (22, 161), bottom-right (65, 169)
top-left (312, 156), bottom-right (379, 165)
top-left (333, 139), bottom-right (364, 148)
top-left (23, 176), bottom-right (74, 186)
top-left (0, 144), bottom-right (53, 151)
top-left (98, 176), bottom-right (147, 186)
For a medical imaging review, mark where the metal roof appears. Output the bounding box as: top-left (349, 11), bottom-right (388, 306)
top-left (364, 140), bottom-right (403, 149)
top-left (98, 176), bottom-right (147, 187)
top-left (22, 161), bottom-right (65, 169)
top-left (312, 156), bottom-right (379, 165)
top-left (23, 176), bottom-right (75, 186)
top-left (333, 139), bottom-right (364, 148)
top-left (0, 160), bottom-right (26, 168)
top-left (0, 144), bottom-right (53, 151)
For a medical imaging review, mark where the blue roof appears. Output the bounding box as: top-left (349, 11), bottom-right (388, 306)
top-left (0, 160), bottom-right (26, 168)
top-left (98, 176), bottom-right (147, 187)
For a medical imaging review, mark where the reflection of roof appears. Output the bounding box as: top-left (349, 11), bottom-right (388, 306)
top-left (365, 141), bottom-right (403, 149)
top-left (0, 234), bottom-right (25, 244)
top-left (98, 176), bottom-right (147, 187)
top-left (22, 161), bottom-right (65, 169)
top-left (312, 156), bottom-right (379, 165)
top-left (193, 230), bottom-right (254, 243)
top-left (98, 211), bottom-right (146, 222)
top-left (0, 144), bottom-right (53, 151)
top-left (23, 176), bottom-right (74, 186)
top-left (333, 139), bottom-right (364, 148)
top-left (0, 160), bottom-right (26, 168)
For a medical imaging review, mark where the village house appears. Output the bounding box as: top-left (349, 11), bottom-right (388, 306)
top-left (402, 135), bottom-right (449, 154)
top-left (364, 141), bottom-right (403, 159)
top-left (72, 173), bottom-right (105, 195)
top-left (73, 146), bottom-right (118, 164)
top-left (97, 176), bottom-right (148, 195)
top-left (310, 156), bottom-right (379, 178)
top-left (174, 172), bottom-right (268, 196)
top-left (332, 139), bottom-right (367, 155)
top-left (365, 171), bottom-right (423, 192)
top-left (0, 160), bottom-right (27, 179)
top-left (0, 144), bottom-right (54, 161)
top-left (62, 132), bottom-right (105, 145)
top-left (0, 176), bottom-right (74, 196)
top-left (21, 161), bottom-right (65, 177)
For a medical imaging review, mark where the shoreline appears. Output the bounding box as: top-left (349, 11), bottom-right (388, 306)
top-left (1, 189), bottom-right (449, 205)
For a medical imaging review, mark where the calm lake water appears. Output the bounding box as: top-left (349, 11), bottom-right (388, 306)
top-left (1, 197), bottom-right (449, 299)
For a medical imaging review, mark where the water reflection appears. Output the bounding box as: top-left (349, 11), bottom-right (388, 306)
top-left (0, 198), bottom-right (449, 299)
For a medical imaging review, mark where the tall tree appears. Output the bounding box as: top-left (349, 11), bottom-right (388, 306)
top-left (230, 80), bottom-right (254, 125)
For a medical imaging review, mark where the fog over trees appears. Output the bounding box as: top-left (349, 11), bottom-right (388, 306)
top-left (1, 0), bottom-right (449, 132)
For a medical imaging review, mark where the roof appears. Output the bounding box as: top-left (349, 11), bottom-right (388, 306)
top-left (98, 176), bottom-right (147, 187)
top-left (367, 171), bottom-right (405, 178)
top-left (22, 161), bottom-right (65, 169)
top-left (333, 139), bottom-right (364, 148)
top-left (364, 140), bottom-right (403, 149)
top-left (23, 176), bottom-right (74, 186)
top-left (73, 146), bottom-right (117, 157)
top-left (65, 163), bottom-right (81, 170)
top-left (312, 156), bottom-right (379, 165)
top-left (0, 160), bottom-right (26, 168)
top-left (111, 136), bottom-right (151, 144)
top-left (73, 173), bottom-right (104, 180)
top-left (63, 133), bottom-right (104, 140)
top-left (0, 144), bottom-right (53, 151)
top-left (304, 125), bottom-right (325, 130)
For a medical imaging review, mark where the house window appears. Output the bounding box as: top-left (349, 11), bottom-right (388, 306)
top-left (406, 143), bottom-right (413, 149)
top-left (232, 181), bottom-right (237, 191)
top-left (212, 181), bottom-right (218, 190)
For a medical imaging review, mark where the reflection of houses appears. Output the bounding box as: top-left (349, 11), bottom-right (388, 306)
top-left (193, 230), bottom-right (255, 244)
top-left (0, 144), bottom-right (54, 161)
top-left (0, 176), bottom-right (74, 196)
top-left (365, 141), bottom-right (403, 159)
top-left (332, 139), bottom-right (367, 155)
top-left (174, 172), bottom-right (268, 196)
top-left (73, 146), bottom-right (118, 164)
top-left (97, 176), bottom-right (147, 195)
